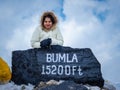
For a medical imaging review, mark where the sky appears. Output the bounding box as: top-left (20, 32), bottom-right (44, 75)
top-left (0, 0), bottom-right (120, 84)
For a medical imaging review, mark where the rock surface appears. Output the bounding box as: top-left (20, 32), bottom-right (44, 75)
top-left (34, 81), bottom-right (88, 90)
top-left (12, 46), bottom-right (104, 87)
top-left (34, 80), bottom-right (116, 90)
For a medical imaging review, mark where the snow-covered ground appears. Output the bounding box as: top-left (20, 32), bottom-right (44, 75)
top-left (0, 81), bottom-right (120, 90)
top-left (0, 82), bottom-right (34, 90)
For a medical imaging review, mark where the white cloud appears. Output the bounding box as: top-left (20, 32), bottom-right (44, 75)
top-left (61, 0), bottom-right (120, 82)
top-left (6, 14), bottom-right (39, 51)
top-left (6, 27), bottom-right (32, 51)
top-left (5, 14), bottom-right (39, 67)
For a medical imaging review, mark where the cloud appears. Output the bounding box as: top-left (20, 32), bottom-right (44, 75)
top-left (61, 0), bottom-right (120, 82)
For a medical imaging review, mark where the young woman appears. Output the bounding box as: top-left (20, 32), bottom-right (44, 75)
top-left (31, 11), bottom-right (64, 49)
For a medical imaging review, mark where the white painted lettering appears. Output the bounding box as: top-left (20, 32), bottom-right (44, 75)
top-left (58, 65), bottom-right (63, 75)
top-left (78, 66), bottom-right (83, 76)
top-left (46, 53), bottom-right (52, 62)
top-left (72, 66), bottom-right (77, 75)
top-left (72, 54), bottom-right (78, 62)
top-left (58, 53), bottom-right (66, 62)
top-left (65, 65), bottom-right (71, 75)
top-left (41, 65), bottom-right (83, 76)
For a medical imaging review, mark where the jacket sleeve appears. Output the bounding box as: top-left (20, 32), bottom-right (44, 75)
top-left (51, 28), bottom-right (64, 46)
top-left (30, 27), bottom-right (41, 48)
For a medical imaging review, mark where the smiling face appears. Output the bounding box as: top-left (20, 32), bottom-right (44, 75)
top-left (41, 12), bottom-right (58, 30)
top-left (43, 17), bottom-right (53, 30)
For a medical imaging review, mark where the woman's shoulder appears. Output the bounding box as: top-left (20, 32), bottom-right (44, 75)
top-left (53, 26), bottom-right (60, 31)
top-left (54, 26), bottom-right (62, 32)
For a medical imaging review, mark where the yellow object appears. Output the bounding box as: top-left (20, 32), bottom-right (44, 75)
top-left (0, 57), bottom-right (11, 84)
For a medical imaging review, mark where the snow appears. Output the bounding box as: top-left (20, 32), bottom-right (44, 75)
top-left (0, 82), bottom-right (34, 90)
top-left (0, 81), bottom-right (120, 90)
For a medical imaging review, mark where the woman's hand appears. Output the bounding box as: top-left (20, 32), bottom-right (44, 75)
top-left (40, 38), bottom-right (51, 48)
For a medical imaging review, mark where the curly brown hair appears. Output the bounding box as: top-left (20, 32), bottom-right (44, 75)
top-left (40, 11), bottom-right (58, 30)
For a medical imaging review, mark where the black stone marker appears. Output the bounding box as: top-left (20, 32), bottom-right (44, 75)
top-left (12, 46), bottom-right (104, 87)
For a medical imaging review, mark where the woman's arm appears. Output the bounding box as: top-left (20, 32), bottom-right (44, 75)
top-left (51, 28), bottom-right (64, 46)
